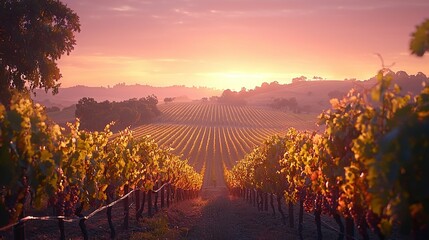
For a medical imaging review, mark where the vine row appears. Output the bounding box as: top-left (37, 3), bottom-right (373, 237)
top-left (0, 94), bottom-right (203, 239)
top-left (225, 70), bottom-right (429, 239)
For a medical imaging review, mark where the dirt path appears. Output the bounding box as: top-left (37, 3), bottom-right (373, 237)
top-left (166, 187), bottom-right (339, 240)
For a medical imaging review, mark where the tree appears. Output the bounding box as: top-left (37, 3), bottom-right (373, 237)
top-left (292, 76), bottom-right (307, 83)
top-left (288, 97), bottom-right (298, 113)
top-left (164, 97), bottom-right (175, 104)
top-left (0, 0), bottom-right (80, 106)
top-left (219, 89), bottom-right (246, 105)
top-left (410, 19), bottom-right (429, 57)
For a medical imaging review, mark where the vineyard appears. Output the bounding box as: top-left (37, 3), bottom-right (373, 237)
top-left (1, 1), bottom-right (428, 239)
top-left (0, 95), bottom-right (203, 239)
top-left (224, 71), bottom-right (429, 239)
top-left (131, 102), bottom-right (317, 187)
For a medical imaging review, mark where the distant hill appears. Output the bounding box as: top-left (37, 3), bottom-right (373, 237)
top-left (241, 71), bottom-right (429, 114)
top-left (37, 71), bottom-right (428, 124)
top-left (32, 84), bottom-right (223, 109)
top-left (244, 80), bottom-right (358, 113)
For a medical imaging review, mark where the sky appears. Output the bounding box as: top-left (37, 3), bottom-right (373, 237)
top-left (59, 0), bottom-right (429, 91)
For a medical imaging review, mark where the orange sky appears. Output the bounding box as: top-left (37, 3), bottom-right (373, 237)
top-left (59, 0), bottom-right (429, 91)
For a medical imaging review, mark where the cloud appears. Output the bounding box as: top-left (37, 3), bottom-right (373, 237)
top-left (66, 0), bottom-right (429, 25)
top-left (109, 5), bottom-right (138, 12)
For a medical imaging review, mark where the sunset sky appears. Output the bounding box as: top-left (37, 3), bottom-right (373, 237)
top-left (59, 0), bottom-right (429, 91)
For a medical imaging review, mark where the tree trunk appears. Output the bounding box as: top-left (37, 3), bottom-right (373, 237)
top-left (264, 192), bottom-right (268, 211)
top-left (315, 194), bottom-right (322, 240)
top-left (253, 189), bottom-right (257, 207)
top-left (174, 187), bottom-right (178, 203)
top-left (298, 199), bottom-right (304, 239)
top-left (13, 177), bottom-right (29, 240)
top-left (288, 201), bottom-right (294, 228)
top-left (135, 188), bottom-right (140, 217)
top-left (154, 189), bottom-right (159, 212)
top-left (257, 190), bottom-right (262, 211)
top-left (270, 193), bottom-right (275, 216)
top-left (107, 206), bottom-right (115, 239)
top-left (161, 183), bottom-right (165, 208)
top-left (123, 184), bottom-right (129, 229)
top-left (13, 211), bottom-right (25, 240)
top-left (333, 213), bottom-right (344, 240)
top-left (345, 217), bottom-right (354, 240)
top-left (136, 191), bottom-right (146, 220)
top-left (277, 194), bottom-right (286, 224)
top-left (167, 185), bottom-right (170, 207)
top-left (315, 208), bottom-right (322, 240)
top-left (148, 190), bottom-right (153, 217)
top-left (58, 219), bottom-right (65, 240)
top-left (75, 202), bottom-right (88, 240)
top-left (357, 221), bottom-right (369, 240)
top-left (54, 202), bottom-right (65, 240)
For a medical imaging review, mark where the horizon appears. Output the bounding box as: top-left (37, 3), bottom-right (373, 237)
top-left (58, 0), bottom-right (429, 91)
top-left (45, 76), bottom-right (359, 92)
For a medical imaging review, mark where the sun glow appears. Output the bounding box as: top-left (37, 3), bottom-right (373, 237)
top-left (197, 71), bottom-right (283, 91)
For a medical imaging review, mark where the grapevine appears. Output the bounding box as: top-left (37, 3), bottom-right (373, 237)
top-left (225, 70), bottom-right (429, 239)
top-left (0, 94), bottom-right (203, 237)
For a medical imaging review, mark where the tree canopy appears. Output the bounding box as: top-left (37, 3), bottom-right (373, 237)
top-left (75, 95), bottom-right (161, 131)
top-left (0, 0), bottom-right (80, 106)
top-left (410, 19), bottom-right (429, 57)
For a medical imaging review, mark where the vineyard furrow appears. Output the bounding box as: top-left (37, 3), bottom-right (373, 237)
top-left (131, 102), bottom-right (316, 187)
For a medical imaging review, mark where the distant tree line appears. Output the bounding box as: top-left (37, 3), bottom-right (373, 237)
top-left (164, 97), bottom-right (175, 103)
top-left (218, 89), bottom-right (247, 105)
top-left (269, 97), bottom-right (299, 113)
top-left (75, 95), bottom-right (161, 131)
top-left (45, 106), bottom-right (61, 113)
top-left (370, 70), bottom-right (428, 94)
top-left (218, 81), bottom-right (283, 105)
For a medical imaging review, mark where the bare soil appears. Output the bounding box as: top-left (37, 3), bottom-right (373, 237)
top-left (1, 187), bottom-right (352, 240)
top-left (167, 187), bottom-right (341, 240)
